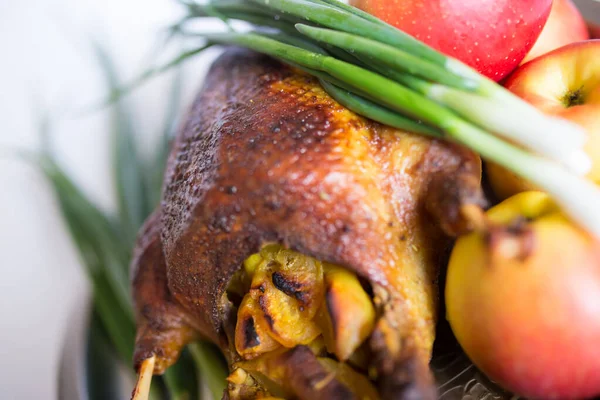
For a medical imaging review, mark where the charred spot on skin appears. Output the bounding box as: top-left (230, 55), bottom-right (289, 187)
top-left (258, 295), bottom-right (275, 329)
top-left (242, 316), bottom-right (261, 349)
top-left (265, 200), bottom-right (282, 211)
top-left (141, 304), bottom-right (153, 320)
top-left (270, 123), bottom-right (282, 133)
top-left (272, 271), bottom-right (307, 302)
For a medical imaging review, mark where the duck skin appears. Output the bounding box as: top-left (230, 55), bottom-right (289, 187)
top-left (131, 47), bottom-right (485, 400)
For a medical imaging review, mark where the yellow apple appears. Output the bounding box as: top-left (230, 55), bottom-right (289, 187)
top-left (487, 40), bottom-right (600, 200)
top-left (521, 0), bottom-right (590, 64)
top-left (446, 191), bottom-right (600, 399)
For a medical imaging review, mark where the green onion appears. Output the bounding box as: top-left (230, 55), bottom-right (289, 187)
top-left (147, 65), bottom-right (182, 206)
top-left (104, 44), bottom-right (213, 105)
top-left (200, 32), bottom-right (459, 129)
top-left (39, 153), bottom-right (209, 400)
top-left (249, 0), bottom-right (446, 65)
top-left (261, 31), bottom-right (441, 137)
top-left (320, 81), bottom-right (443, 138)
top-left (186, 0), bottom-right (272, 19)
top-left (173, 0), bottom-right (600, 238)
top-left (189, 342), bottom-right (229, 400)
top-left (35, 44), bottom-right (230, 399)
top-left (427, 85), bottom-right (592, 175)
top-left (294, 24), bottom-right (590, 174)
top-left (38, 155), bottom-right (136, 359)
top-left (93, 43), bottom-right (152, 246)
top-left (295, 23), bottom-right (477, 91)
top-left (447, 119), bottom-right (600, 238)
top-left (181, 0), bottom-right (589, 174)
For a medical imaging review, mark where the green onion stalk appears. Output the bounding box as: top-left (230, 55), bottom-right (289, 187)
top-left (163, 0), bottom-right (600, 238)
top-left (255, 0), bottom-right (587, 163)
top-left (35, 45), bottom-right (229, 399)
top-left (293, 24), bottom-right (591, 175)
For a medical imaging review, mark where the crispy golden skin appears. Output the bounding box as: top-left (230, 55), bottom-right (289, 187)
top-left (131, 48), bottom-right (485, 399)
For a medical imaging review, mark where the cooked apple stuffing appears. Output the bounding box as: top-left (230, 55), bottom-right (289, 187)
top-left (226, 245), bottom-right (379, 399)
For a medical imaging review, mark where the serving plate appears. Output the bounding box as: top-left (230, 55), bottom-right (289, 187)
top-left (57, 1), bottom-right (600, 399)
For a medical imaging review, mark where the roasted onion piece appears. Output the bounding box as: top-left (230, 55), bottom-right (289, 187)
top-left (229, 246), bottom-right (377, 397)
top-left (235, 246), bottom-right (324, 355)
top-left (131, 48), bottom-right (485, 400)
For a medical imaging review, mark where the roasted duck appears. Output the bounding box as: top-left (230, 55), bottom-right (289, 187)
top-left (131, 48), bottom-right (485, 400)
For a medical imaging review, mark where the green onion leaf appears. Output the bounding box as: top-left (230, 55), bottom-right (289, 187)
top-left (189, 342), bottom-right (229, 400)
top-left (295, 24), bottom-right (477, 91)
top-left (249, 0), bottom-right (446, 65)
top-left (93, 43), bottom-right (151, 246)
top-left (320, 81), bottom-right (443, 137)
top-left (38, 156), bottom-right (135, 359)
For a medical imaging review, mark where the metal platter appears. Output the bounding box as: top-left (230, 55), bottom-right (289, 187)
top-left (431, 322), bottom-right (512, 400)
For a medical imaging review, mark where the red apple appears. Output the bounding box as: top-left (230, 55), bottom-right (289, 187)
top-left (591, 24), bottom-right (600, 39)
top-left (487, 40), bottom-right (600, 199)
top-left (349, 0), bottom-right (553, 81)
top-left (521, 0), bottom-right (590, 64)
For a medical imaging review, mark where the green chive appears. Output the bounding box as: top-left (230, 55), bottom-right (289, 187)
top-left (93, 43), bottom-right (151, 245)
top-left (147, 66), bottom-right (183, 207)
top-left (201, 32), bottom-right (457, 129)
top-left (189, 342), bottom-right (229, 400)
top-left (447, 119), bottom-right (600, 238)
top-left (187, 0), bottom-right (272, 19)
top-left (38, 158), bottom-right (135, 357)
top-left (249, 0), bottom-right (446, 65)
top-left (295, 24), bottom-right (477, 91)
top-left (320, 80), bottom-right (443, 137)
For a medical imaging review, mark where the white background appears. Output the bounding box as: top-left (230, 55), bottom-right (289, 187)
top-left (0, 1), bottom-right (220, 398)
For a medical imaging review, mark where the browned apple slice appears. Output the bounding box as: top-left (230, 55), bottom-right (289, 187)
top-left (236, 245), bottom-right (324, 349)
top-left (317, 264), bottom-right (376, 361)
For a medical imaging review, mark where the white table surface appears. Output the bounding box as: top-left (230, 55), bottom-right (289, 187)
top-left (0, 1), bottom-right (219, 398)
